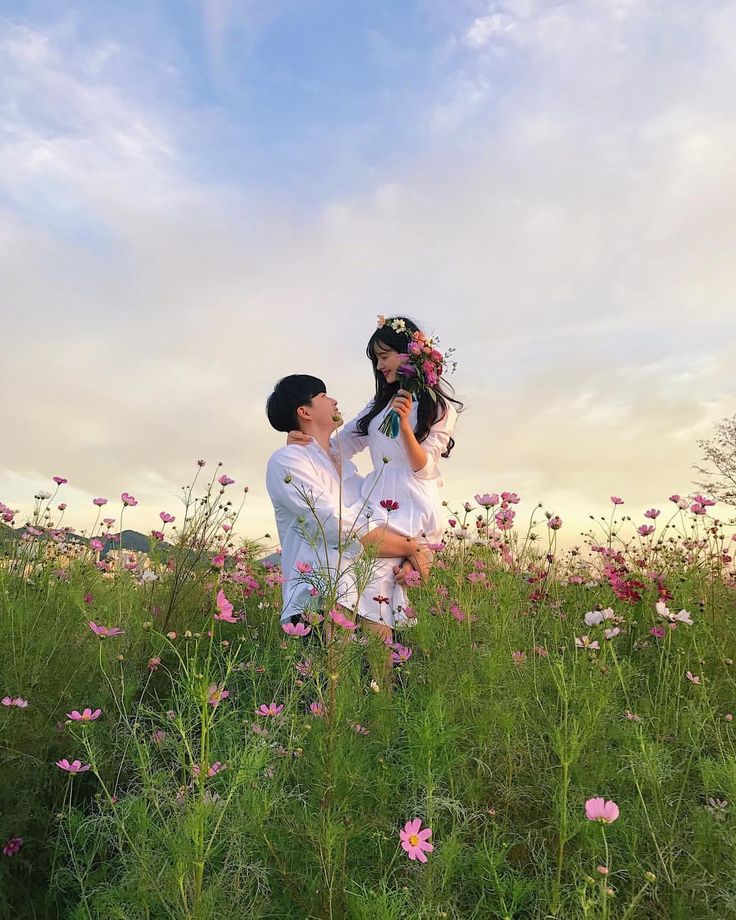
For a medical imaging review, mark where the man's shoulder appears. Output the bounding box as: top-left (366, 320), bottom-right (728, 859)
top-left (268, 445), bottom-right (314, 468)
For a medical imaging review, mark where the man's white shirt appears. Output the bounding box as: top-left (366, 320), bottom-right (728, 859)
top-left (265, 441), bottom-right (377, 622)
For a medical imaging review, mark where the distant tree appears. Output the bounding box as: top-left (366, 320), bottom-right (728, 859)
top-left (694, 413), bottom-right (736, 507)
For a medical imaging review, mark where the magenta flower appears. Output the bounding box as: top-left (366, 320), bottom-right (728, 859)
top-left (610, 496), bottom-right (624, 505)
top-left (2, 696), bottom-right (28, 708)
top-left (585, 798), bottom-right (620, 824)
top-left (390, 644), bottom-right (413, 665)
top-left (214, 589), bottom-right (239, 623)
top-left (93, 497), bottom-right (108, 506)
top-left (637, 525), bottom-right (655, 536)
top-left (58, 503), bottom-right (67, 511)
top-left (256, 703), bottom-right (284, 717)
top-left (218, 475), bottom-right (234, 486)
top-left (685, 670), bottom-right (701, 685)
top-left (121, 492), bottom-right (137, 507)
top-left (547, 515), bottom-right (563, 530)
top-left (159, 511), bottom-right (175, 524)
top-left (649, 626), bottom-right (666, 639)
top-left (211, 552), bottom-right (226, 568)
top-left (87, 621), bottom-right (124, 639)
top-left (644, 508), bottom-right (660, 519)
top-left (283, 621), bottom-right (311, 637)
top-left (475, 493), bottom-right (499, 508)
top-left (89, 538), bottom-right (103, 551)
top-left (66, 708), bottom-right (102, 722)
top-left (669, 494), bottom-right (681, 503)
top-left (329, 609), bottom-right (358, 631)
top-left (399, 818), bottom-right (434, 862)
top-left (207, 683), bottom-right (230, 707)
top-left (295, 561), bottom-right (313, 574)
top-left (53, 476), bottom-right (68, 485)
top-left (501, 491), bottom-right (520, 504)
top-left (2, 836), bottom-right (23, 857)
top-left (56, 758), bottom-right (91, 774)
top-left (380, 499), bottom-right (400, 512)
top-left (403, 569), bottom-right (422, 587)
top-left (309, 701), bottom-right (326, 717)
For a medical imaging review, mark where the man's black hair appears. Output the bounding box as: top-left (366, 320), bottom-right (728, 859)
top-left (266, 375), bottom-right (326, 433)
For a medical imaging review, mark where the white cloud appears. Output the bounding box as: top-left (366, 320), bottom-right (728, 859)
top-left (1, 7), bottom-right (735, 546)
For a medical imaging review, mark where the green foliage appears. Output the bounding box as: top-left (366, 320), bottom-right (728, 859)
top-left (2, 519), bottom-right (736, 919)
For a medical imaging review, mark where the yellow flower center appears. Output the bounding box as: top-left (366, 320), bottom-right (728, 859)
top-left (409, 834), bottom-right (419, 846)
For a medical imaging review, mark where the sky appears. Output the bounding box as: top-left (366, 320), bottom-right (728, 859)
top-left (2, 0), bottom-right (736, 550)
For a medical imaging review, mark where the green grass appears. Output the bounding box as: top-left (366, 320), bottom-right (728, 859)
top-left (2, 494), bottom-right (736, 918)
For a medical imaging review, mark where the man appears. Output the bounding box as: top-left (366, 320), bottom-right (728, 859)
top-left (266, 374), bottom-right (429, 642)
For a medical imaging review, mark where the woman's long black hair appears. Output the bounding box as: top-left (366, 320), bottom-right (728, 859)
top-left (356, 316), bottom-right (463, 458)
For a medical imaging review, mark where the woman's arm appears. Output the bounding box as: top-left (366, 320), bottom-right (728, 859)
top-left (392, 393), bottom-right (457, 480)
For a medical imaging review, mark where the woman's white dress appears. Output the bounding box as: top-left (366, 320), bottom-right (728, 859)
top-left (332, 398), bottom-right (457, 626)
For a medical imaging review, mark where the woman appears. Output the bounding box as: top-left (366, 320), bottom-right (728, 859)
top-left (289, 316), bottom-right (462, 630)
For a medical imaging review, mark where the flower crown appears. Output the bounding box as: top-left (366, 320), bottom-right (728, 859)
top-left (376, 315), bottom-right (409, 335)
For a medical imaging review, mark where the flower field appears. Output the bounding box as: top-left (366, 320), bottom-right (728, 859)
top-left (2, 472), bottom-right (736, 919)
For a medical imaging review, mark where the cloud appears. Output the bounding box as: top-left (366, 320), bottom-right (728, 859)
top-left (1, 5), bottom-right (735, 546)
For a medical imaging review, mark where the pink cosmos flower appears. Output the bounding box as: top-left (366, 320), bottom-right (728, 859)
top-left (207, 683), bottom-right (230, 707)
top-left (2, 836), bottom-right (23, 857)
top-left (625, 710), bottom-right (642, 722)
top-left (58, 503), bottom-right (67, 511)
top-left (87, 621), bottom-right (124, 639)
top-left (53, 476), bottom-right (68, 485)
top-left (603, 627), bottom-right (621, 640)
top-left (575, 635), bottom-right (600, 650)
top-left (380, 499), bottom-right (400, 512)
top-left (147, 657), bottom-right (161, 670)
top-left (512, 650), bottom-right (527, 665)
top-left (390, 644), bottom-right (413, 665)
top-left (475, 493), bottom-right (499, 508)
top-left (283, 621), bottom-right (311, 637)
top-left (218, 475), bottom-right (234, 486)
top-left (644, 509), bottom-right (660, 519)
top-left (495, 508), bottom-right (516, 530)
top-left (159, 511), bottom-right (175, 524)
top-left (152, 729), bottom-right (166, 744)
top-left (121, 492), bottom-right (137, 507)
top-left (501, 491), bottom-right (520, 504)
top-left (692, 494), bottom-right (716, 507)
top-left (214, 589), bottom-right (239, 623)
top-left (585, 798), bottom-right (620, 824)
top-left (399, 818), bottom-right (434, 862)
top-left (66, 708), bottom-right (102, 722)
top-left (89, 538), bottom-right (103, 551)
top-left (2, 696), bottom-right (28, 708)
top-left (685, 671), bottom-right (701, 685)
top-left (295, 561), bottom-right (313, 574)
top-left (547, 515), bottom-right (563, 530)
top-left (309, 701), bottom-right (326, 717)
top-left (256, 703), bottom-right (284, 717)
top-left (93, 497), bottom-right (108, 506)
top-left (610, 496), bottom-right (624, 505)
top-left (655, 601), bottom-right (693, 626)
top-left (669, 494), bottom-right (681, 503)
top-left (649, 626), bottom-right (666, 639)
top-left (637, 525), bottom-right (655, 537)
top-left (56, 758), bottom-right (91, 774)
top-left (403, 569), bottom-right (422, 587)
top-left (329, 609), bottom-right (358, 630)
top-left (351, 722), bottom-right (369, 735)
top-left (211, 552), bottom-right (226, 568)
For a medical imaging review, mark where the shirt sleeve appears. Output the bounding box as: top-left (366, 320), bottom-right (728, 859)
top-left (414, 403), bottom-right (458, 482)
top-left (266, 451), bottom-right (377, 549)
top-left (330, 401), bottom-right (374, 461)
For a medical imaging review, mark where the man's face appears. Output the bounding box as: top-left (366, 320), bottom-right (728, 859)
top-left (298, 392), bottom-right (342, 430)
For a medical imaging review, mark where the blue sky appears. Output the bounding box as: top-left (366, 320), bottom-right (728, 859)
top-left (2, 0), bottom-right (736, 543)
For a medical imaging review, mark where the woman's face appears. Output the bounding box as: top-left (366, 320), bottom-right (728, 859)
top-left (373, 340), bottom-right (403, 385)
